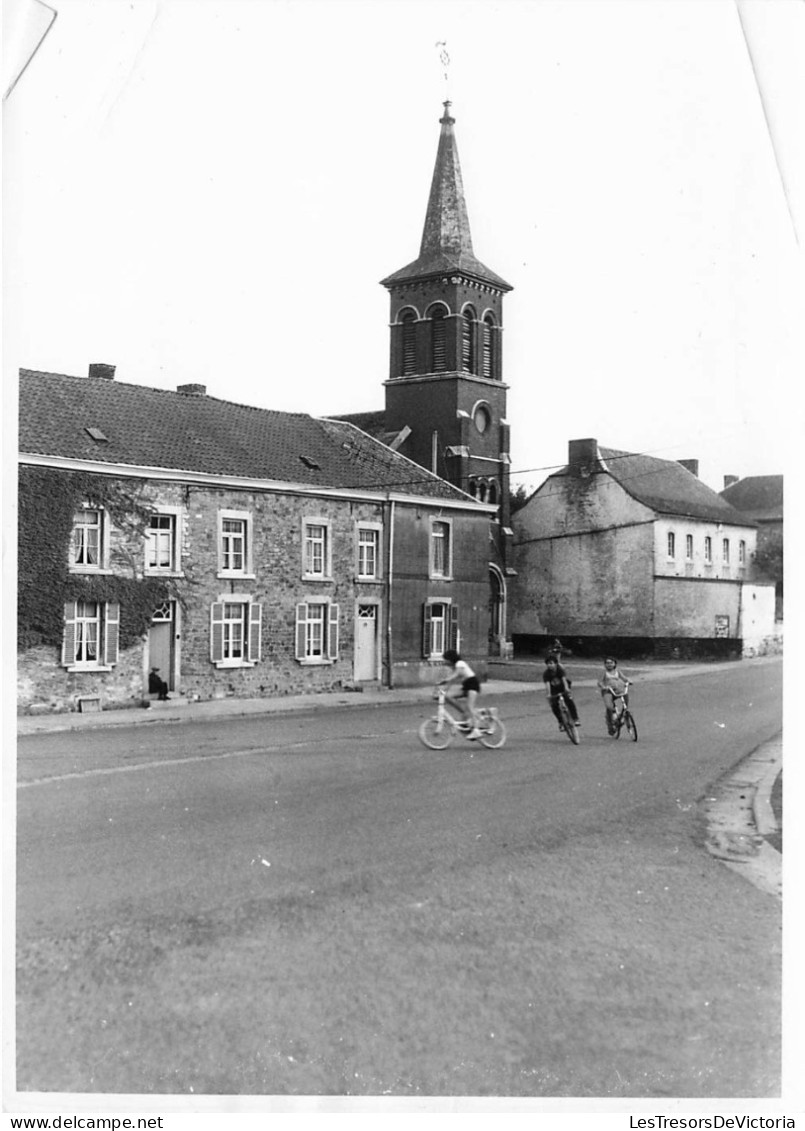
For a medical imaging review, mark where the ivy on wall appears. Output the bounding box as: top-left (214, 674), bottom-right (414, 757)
top-left (18, 466), bottom-right (174, 652)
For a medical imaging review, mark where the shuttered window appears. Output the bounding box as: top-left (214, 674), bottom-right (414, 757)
top-left (295, 602), bottom-right (339, 662)
top-left (210, 600), bottom-right (262, 665)
top-left (62, 600), bottom-right (119, 668)
top-left (401, 311), bottom-right (417, 375)
top-left (482, 315), bottom-right (495, 378)
top-left (430, 308), bottom-right (447, 372)
top-left (461, 309), bottom-right (475, 373)
top-left (423, 602), bottom-right (459, 659)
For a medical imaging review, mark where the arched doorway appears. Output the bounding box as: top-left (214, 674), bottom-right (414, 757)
top-left (488, 565), bottom-right (507, 656)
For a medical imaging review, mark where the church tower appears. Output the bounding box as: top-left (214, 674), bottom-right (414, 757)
top-left (380, 102), bottom-right (515, 647)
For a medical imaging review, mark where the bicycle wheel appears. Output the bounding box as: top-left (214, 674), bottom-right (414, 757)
top-left (558, 699), bottom-right (580, 745)
top-left (479, 718), bottom-right (507, 749)
top-left (624, 711), bottom-right (638, 742)
top-left (419, 716), bottom-right (452, 749)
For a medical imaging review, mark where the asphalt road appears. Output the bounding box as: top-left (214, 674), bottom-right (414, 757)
top-left (16, 662), bottom-right (782, 1098)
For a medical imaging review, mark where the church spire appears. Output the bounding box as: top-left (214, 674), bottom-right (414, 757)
top-left (419, 101), bottom-right (474, 262)
top-left (381, 103), bottom-right (511, 291)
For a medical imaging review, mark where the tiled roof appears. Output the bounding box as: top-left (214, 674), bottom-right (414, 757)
top-left (598, 447), bottom-right (756, 525)
top-left (720, 475), bottom-right (783, 521)
top-left (18, 369), bottom-right (474, 503)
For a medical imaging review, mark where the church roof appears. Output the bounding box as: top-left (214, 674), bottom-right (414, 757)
top-left (380, 103), bottom-right (512, 292)
top-left (17, 369), bottom-right (476, 503)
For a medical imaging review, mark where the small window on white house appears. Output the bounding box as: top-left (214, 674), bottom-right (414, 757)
top-left (722, 538), bottom-right (730, 564)
top-left (210, 599), bottom-right (261, 666)
top-left (667, 532), bottom-right (676, 559)
top-left (295, 602), bottom-right (339, 663)
top-left (357, 526), bottom-right (381, 580)
top-left (62, 600), bottom-right (120, 669)
top-left (739, 540), bottom-right (746, 565)
top-left (218, 512), bottom-right (253, 577)
top-left (304, 520), bottom-right (332, 579)
top-left (146, 513), bottom-right (178, 572)
top-left (704, 536), bottom-right (713, 564)
top-left (430, 519), bottom-right (452, 579)
top-left (71, 507), bottom-right (108, 570)
top-left (423, 601), bottom-right (458, 659)
top-left (685, 534), bottom-right (694, 561)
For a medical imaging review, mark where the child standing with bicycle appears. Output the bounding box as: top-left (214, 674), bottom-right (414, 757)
top-left (597, 657), bottom-right (630, 735)
top-left (439, 649), bottom-right (482, 740)
top-left (543, 652), bottom-right (580, 731)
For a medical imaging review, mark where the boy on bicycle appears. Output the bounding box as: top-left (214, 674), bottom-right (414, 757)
top-left (543, 651), bottom-right (580, 730)
top-left (439, 649), bottom-right (482, 740)
top-left (597, 656), bottom-right (630, 735)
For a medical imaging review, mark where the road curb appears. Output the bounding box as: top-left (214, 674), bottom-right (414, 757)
top-left (700, 735), bottom-right (782, 900)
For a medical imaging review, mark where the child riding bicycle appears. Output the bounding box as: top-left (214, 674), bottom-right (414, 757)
top-left (597, 656), bottom-right (630, 735)
top-left (543, 652), bottom-right (580, 730)
top-left (439, 650), bottom-right (483, 740)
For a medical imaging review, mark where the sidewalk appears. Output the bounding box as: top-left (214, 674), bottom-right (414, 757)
top-left (17, 654), bottom-right (782, 736)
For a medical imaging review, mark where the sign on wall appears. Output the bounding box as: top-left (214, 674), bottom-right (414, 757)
top-left (714, 615), bottom-right (730, 638)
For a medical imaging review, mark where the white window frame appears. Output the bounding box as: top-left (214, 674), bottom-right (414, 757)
top-left (739, 539), bottom-right (746, 566)
top-left (295, 599), bottom-right (339, 664)
top-left (210, 595), bottom-right (262, 667)
top-left (722, 537), bottom-right (730, 564)
top-left (423, 599), bottom-right (457, 660)
top-left (62, 600), bottom-right (120, 671)
top-left (356, 522), bottom-right (382, 581)
top-left (704, 536), bottom-right (713, 564)
top-left (685, 534), bottom-right (694, 562)
top-left (667, 531), bottom-right (676, 560)
top-left (69, 505), bottom-right (111, 572)
top-left (303, 517), bottom-right (333, 581)
top-left (144, 507), bottom-right (183, 575)
top-left (429, 518), bottom-right (453, 580)
top-left (218, 510), bottom-right (254, 579)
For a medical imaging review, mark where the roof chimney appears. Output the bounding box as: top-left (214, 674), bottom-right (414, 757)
top-left (724, 474), bottom-right (739, 489)
top-left (568, 438), bottom-right (600, 477)
top-left (88, 363), bottom-right (115, 380)
top-left (177, 383), bottom-right (206, 396)
top-left (678, 459), bottom-right (699, 477)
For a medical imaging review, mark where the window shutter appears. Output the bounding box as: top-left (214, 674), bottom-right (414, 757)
top-left (423, 604), bottom-right (433, 658)
top-left (295, 603), bottom-right (307, 659)
top-left (449, 605), bottom-right (460, 651)
top-left (105, 602), bottom-right (120, 665)
top-left (62, 601), bottom-right (78, 666)
top-left (328, 603), bottom-right (340, 660)
top-left (210, 602), bottom-right (225, 662)
top-left (431, 311), bottom-right (446, 371)
top-left (248, 603), bottom-right (262, 662)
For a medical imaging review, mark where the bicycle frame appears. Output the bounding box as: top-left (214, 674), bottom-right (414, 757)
top-left (419, 687), bottom-right (506, 750)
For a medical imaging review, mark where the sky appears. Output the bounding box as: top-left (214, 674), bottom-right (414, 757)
top-left (4, 0), bottom-right (804, 495)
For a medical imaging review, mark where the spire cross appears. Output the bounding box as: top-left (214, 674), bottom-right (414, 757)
top-left (435, 40), bottom-right (450, 102)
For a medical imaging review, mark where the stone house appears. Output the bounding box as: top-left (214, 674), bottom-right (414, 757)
top-left (509, 439), bottom-right (775, 659)
top-left (18, 367), bottom-right (494, 714)
top-left (720, 474), bottom-right (783, 620)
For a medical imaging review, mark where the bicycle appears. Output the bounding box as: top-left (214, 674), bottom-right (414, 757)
top-left (608, 691), bottom-right (638, 742)
top-left (419, 687), bottom-right (507, 750)
top-left (553, 692), bottom-right (580, 745)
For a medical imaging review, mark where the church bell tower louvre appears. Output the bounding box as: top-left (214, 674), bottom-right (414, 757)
top-left (380, 101), bottom-right (515, 574)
